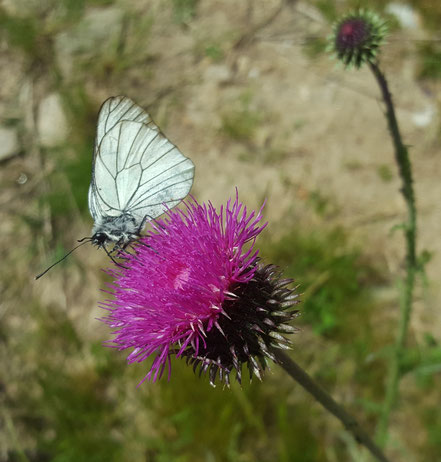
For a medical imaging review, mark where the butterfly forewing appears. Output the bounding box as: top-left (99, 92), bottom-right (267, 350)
top-left (89, 96), bottom-right (157, 221)
top-left (89, 96), bottom-right (194, 233)
top-left (95, 96), bottom-right (155, 150)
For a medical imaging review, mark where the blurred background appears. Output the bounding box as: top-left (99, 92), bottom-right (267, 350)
top-left (0, 0), bottom-right (440, 460)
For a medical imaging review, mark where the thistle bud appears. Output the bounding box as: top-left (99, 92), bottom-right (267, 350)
top-left (329, 9), bottom-right (387, 68)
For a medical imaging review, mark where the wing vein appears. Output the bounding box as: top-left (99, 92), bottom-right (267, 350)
top-left (105, 98), bottom-right (123, 135)
top-left (115, 124), bottom-right (123, 209)
top-left (127, 162), bottom-right (188, 209)
top-left (139, 158), bottom-right (189, 189)
top-left (129, 176), bottom-right (192, 210)
top-left (94, 185), bottom-right (123, 212)
top-left (140, 130), bottom-right (160, 162)
top-left (129, 183), bottom-right (189, 211)
top-left (141, 145), bottom-right (175, 172)
top-left (123, 123), bottom-right (144, 172)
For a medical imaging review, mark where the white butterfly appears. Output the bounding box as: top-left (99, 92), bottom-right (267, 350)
top-left (36, 96), bottom-right (194, 278)
top-left (88, 95), bottom-right (195, 249)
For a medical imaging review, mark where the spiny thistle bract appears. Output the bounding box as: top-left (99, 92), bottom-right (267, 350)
top-left (329, 9), bottom-right (388, 68)
top-left (101, 195), bottom-right (300, 386)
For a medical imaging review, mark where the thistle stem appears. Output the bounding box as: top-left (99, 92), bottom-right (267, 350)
top-left (273, 350), bottom-right (391, 462)
top-left (368, 61), bottom-right (417, 447)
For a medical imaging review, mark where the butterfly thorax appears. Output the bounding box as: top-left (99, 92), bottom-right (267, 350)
top-left (91, 213), bottom-right (140, 247)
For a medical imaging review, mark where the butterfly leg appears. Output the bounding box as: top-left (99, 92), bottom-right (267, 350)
top-left (137, 214), bottom-right (166, 234)
top-left (103, 245), bottom-right (128, 269)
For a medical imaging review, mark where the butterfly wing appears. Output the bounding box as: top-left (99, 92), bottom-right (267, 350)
top-left (95, 95), bottom-right (156, 149)
top-left (88, 96), bottom-right (163, 221)
top-left (90, 119), bottom-right (194, 225)
top-left (89, 96), bottom-right (158, 222)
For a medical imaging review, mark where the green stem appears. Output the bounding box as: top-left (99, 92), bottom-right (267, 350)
top-left (273, 350), bottom-right (392, 462)
top-left (4, 411), bottom-right (30, 462)
top-left (368, 61), bottom-right (417, 447)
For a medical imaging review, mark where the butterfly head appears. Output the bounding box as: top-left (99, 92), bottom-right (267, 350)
top-left (91, 232), bottom-right (110, 248)
top-left (91, 213), bottom-right (141, 249)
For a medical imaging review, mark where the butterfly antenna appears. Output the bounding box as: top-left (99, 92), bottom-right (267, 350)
top-left (35, 239), bottom-right (91, 280)
top-left (77, 236), bottom-right (92, 243)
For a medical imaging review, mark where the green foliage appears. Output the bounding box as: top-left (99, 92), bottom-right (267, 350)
top-left (42, 142), bottom-right (91, 220)
top-left (205, 43), bottom-right (224, 62)
top-left (409, 0), bottom-right (441, 31)
top-left (302, 36), bottom-right (328, 59)
top-left (171, 0), bottom-right (199, 24)
top-left (276, 403), bottom-right (322, 462)
top-left (411, 340), bottom-right (441, 388)
top-left (81, 12), bottom-right (155, 81)
top-left (307, 190), bottom-right (336, 217)
top-left (0, 9), bottom-right (39, 54)
top-left (43, 86), bottom-right (96, 220)
top-left (262, 228), bottom-right (377, 336)
top-left (377, 164), bottom-right (393, 182)
top-left (0, 0), bottom-right (117, 61)
top-left (261, 147), bottom-right (290, 165)
top-left (9, 322), bottom-right (331, 462)
top-left (423, 405), bottom-right (441, 459)
top-left (147, 360), bottom-right (327, 461)
top-left (314, 0), bottom-right (338, 21)
top-left (417, 43), bottom-right (441, 80)
top-left (34, 304), bottom-right (83, 353)
top-left (57, 0), bottom-right (87, 24)
top-left (7, 305), bottom-right (126, 462)
top-left (221, 93), bottom-right (263, 143)
top-left (121, 13), bottom-right (154, 62)
top-left (346, 0), bottom-right (387, 13)
top-left (221, 110), bottom-right (262, 142)
top-left (89, 0), bottom-right (116, 5)
top-left (36, 369), bottom-right (124, 462)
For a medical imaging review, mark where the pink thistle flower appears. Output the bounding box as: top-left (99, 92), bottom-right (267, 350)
top-left (101, 194), bottom-right (299, 386)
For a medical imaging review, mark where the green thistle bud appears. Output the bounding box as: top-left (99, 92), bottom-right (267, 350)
top-left (329, 9), bottom-right (388, 68)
